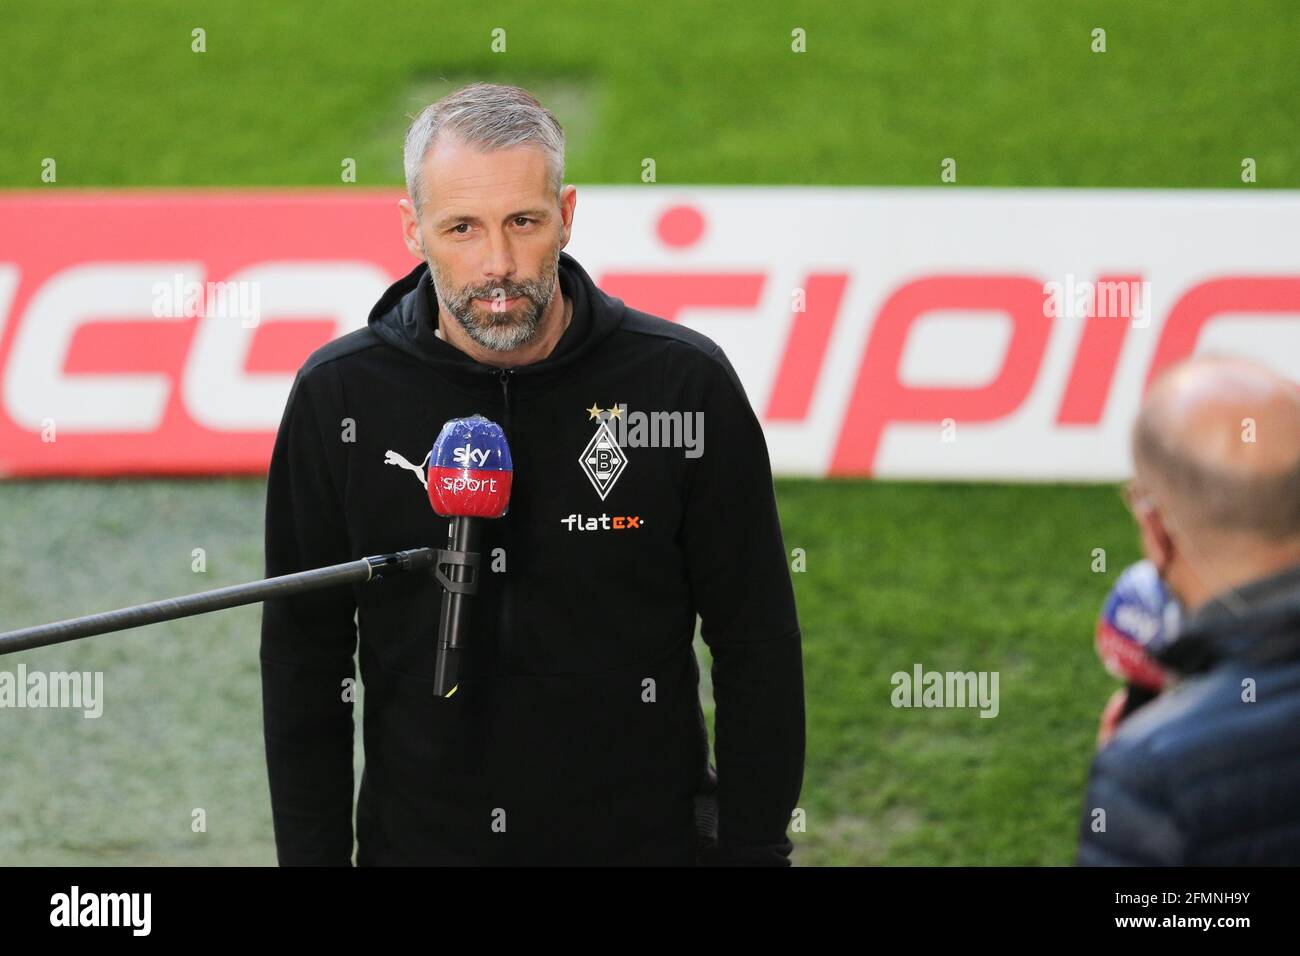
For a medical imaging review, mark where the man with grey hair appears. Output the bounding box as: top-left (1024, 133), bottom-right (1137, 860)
top-left (396, 82), bottom-right (572, 361)
top-left (1078, 354), bottom-right (1300, 865)
top-left (260, 82), bottom-right (806, 866)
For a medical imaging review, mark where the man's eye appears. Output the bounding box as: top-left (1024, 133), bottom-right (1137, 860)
top-left (450, 220), bottom-right (531, 233)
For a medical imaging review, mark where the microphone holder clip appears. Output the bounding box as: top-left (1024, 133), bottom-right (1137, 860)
top-left (433, 548), bottom-right (480, 594)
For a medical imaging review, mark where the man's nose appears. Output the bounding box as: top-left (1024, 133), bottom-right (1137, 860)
top-left (480, 230), bottom-right (517, 286)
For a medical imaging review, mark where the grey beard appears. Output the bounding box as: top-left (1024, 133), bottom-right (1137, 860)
top-left (432, 253), bottom-right (560, 353)
top-left (452, 296), bottom-right (544, 351)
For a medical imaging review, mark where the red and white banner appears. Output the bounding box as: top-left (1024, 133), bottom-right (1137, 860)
top-left (1, 188), bottom-right (1297, 479)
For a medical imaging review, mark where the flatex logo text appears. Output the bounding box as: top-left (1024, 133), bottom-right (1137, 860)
top-left (561, 513), bottom-right (643, 531)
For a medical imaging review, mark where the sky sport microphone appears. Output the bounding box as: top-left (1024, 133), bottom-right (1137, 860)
top-left (426, 414), bottom-right (513, 699)
top-left (1095, 559), bottom-right (1182, 721)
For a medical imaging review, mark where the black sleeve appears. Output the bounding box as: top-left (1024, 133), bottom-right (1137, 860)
top-left (259, 363), bottom-right (359, 866)
top-left (680, 345), bottom-right (806, 867)
top-left (1076, 738), bottom-right (1187, 866)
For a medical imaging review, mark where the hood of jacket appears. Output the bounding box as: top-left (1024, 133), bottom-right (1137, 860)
top-left (1156, 560), bottom-right (1300, 674)
top-left (366, 250), bottom-right (626, 390)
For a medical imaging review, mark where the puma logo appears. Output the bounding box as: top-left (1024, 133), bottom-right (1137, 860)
top-left (383, 448), bottom-right (431, 490)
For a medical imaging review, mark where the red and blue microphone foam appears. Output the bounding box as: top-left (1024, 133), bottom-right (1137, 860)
top-left (1095, 559), bottom-right (1182, 692)
top-left (427, 414), bottom-right (514, 518)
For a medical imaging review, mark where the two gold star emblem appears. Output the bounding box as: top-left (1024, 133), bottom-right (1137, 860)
top-left (586, 403), bottom-right (622, 420)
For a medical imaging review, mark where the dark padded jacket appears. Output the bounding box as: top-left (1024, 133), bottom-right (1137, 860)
top-left (1077, 560), bottom-right (1300, 865)
top-left (259, 251), bottom-right (805, 866)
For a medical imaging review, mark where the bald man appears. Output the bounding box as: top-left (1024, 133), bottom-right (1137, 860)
top-left (1078, 354), bottom-right (1300, 865)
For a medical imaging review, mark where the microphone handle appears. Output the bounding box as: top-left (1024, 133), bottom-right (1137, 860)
top-left (433, 515), bottom-right (482, 699)
top-left (1120, 682), bottom-right (1160, 718)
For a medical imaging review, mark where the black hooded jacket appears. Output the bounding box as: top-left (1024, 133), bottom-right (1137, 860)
top-left (259, 251), bottom-right (805, 865)
top-left (1077, 560), bottom-right (1300, 865)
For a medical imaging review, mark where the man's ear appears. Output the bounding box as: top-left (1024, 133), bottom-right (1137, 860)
top-left (558, 185), bottom-right (577, 249)
top-left (398, 198), bottom-right (427, 260)
top-left (1136, 503), bottom-right (1176, 578)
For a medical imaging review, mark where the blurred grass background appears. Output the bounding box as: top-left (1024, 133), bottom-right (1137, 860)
top-left (1, 0), bottom-right (1295, 865)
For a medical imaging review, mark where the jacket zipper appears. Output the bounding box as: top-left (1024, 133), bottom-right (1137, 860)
top-left (496, 367), bottom-right (514, 669)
